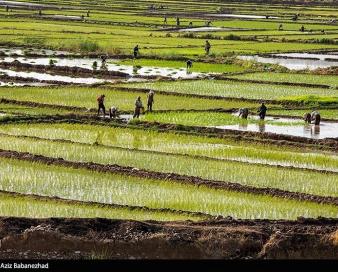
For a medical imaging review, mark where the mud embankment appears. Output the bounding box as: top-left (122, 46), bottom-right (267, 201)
top-left (0, 217), bottom-right (337, 259)
top-left (0, 149), bottom-right (336, 206)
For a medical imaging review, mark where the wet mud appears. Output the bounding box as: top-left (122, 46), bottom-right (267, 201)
top-left (0, 217), bottom-right (337, 259)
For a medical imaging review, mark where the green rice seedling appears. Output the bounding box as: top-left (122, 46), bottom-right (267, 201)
top-left (1, 157), bottom-right (337, 220)
top-left (0, 134), bottom-right (336, 197)
top-left (1, 123), bottom-right (337, 172)
top-left (0, 193), bottom-right (201, 221)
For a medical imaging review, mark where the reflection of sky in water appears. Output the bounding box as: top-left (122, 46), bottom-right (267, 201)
top-left (0, 57), bottom-right (203, 79)
top-left (238, 54), bottom-right (338, 70)
top-left (0, 68), bottom-right (106, 84)
top-left (0, 47), bottom-right (71, 56)
top-left (214, 121), bottom-right (338, 139)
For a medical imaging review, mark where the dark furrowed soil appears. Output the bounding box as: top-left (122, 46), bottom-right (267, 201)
top-left (0, 217), bottom-right (337, 259)
top-left (0, 149), bottom-right (336, 206)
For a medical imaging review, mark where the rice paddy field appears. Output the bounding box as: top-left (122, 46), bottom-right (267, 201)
top-left (0, 0), bottom-right (337, 261)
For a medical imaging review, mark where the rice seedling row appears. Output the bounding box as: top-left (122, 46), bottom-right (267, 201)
top-left (0, 133), bottom-right (336, 197)
top-left (1, 122), bottom-right (336, 172)
top-left (0, 156), bottom-right (337, 220)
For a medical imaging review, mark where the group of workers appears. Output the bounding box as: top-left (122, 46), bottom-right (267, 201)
top-left (239, 104), bottom-right (321, 125)
top-left (97, 90), bottom-right (155, 119)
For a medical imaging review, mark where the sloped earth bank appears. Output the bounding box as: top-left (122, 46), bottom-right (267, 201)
top-left (0, 217), bottom-right (337, 259)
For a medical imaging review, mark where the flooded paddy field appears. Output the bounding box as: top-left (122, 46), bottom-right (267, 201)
top-left (0, 0), bottom-right (337, 261)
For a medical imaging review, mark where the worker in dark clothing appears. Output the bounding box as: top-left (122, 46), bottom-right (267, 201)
top-left (100, 55), bottom-right (107, 64)
top-left (133, 96), bottom-right (144, 118)
top-left (239, 108), bottom-right (249, 119)
top-left (97, 94), bottom-right (106, 116)
top-left (147, 91), bottom-right (155, 112)
top-left (304, 113), bottom-right (311, 123)
top-left (87, 10), bottom-right (90, 17)
top-left (176, 17), bottom-right (180, 26)
top-left (164, 16), bottom-right (167, 25)
top-left (258, 103), bottom-right (267, 120)
top-left (278, 24), bottom-right (283, 31)
top-left (205, 40), bottom-right (211, 55)
top-left (186, 60), bottom-right (193, 69)
top-left (300, 25), bottom-right (305, 32)
top-left (189, 22), bottom-right (193, 27)
top-left (38, 9), bottom-right (42, 16)
top-left (133, 45), bottom-right (139, 59)
top-left (6, 5), bottom-right (9, 12)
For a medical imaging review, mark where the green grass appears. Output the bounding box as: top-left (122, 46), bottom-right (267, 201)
top-left (228, 72), bottom-right (338, 88)
top-left (0, 102), bottom-right (78, 116)
top-left (119, 80), bottom-right (338, 103)
top-left (0, 133), bottom-right (336, 197)
top-left (0, 193), bottom-right (202, 221)
top-left (1, 157), bottom-right (337, 219)
top-left (140, 111), bottom-right (305, 126)
top-left (1, 122), bottom-right (336, 171)
top-left (0, 86), bottom-right (258, 111)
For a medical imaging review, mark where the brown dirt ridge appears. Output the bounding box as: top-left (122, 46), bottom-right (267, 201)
top-left (0, 217), bottom-right (337, 259)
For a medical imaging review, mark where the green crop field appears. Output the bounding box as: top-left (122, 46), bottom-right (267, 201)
top-left (0, 0), bottom-right (337, 246)
top-left (119, 80), bottom-right (338, 104)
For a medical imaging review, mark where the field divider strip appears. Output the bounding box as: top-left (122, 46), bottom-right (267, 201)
top-left (0, 190), bottom-right (211, 219)
top-left (1, 132), bottom-right (336, 175)
top-left (0, 149), bottom-right (337, 206)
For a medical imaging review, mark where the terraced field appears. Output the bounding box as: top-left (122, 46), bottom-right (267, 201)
top-left (0, 0), bottom-right (337, 260)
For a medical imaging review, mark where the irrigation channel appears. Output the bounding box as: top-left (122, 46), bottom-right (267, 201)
top-left (239, 52), bottom-right (338, 70)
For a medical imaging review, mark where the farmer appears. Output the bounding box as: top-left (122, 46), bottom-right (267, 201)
top-left (304, 112), bottom-right (311, 123)
top-left (205, 40), bottom-right (211, 55)
top-left (147, 90), bottom-right (155, 112)
top-left (97, 94), bottom-right (106, 116)
top-left (300, 25), bottom-right (305, 32)
top-left (38, 9), bottom-right (42, 16)
top-left (206, 21), bottom-right (212, 27)
top-left (311, 111), bottom-right (321, 125)
top-left (278, 24), bottom-right (283, 31)
top-left (109, 106), bottom-right (118, 119)
top-left (258, 103), bottom-right (267, 120)
top-left (6, 5), bottom-right (9, 12)
top-left (186, 60), bottom-right (193, 69)
top-left (164, 16), bottom-right (167, 25)
top-left (87, 10), bottom-right (90, 17)
top-left (176, 17), bottom-right (180, 26)
top-left (189, 21), bottom-right (193, 27)
top-left (133, 45), bottom-right (139, 58)
top-left (100, 55), bottom-right (107, 64)
top-left (133, 96), bottom-right (144, 118)
top-left (239, 108), bottom-right (249, 119)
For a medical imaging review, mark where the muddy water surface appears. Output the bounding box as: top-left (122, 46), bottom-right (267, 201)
top-left (0, 57), bottom-right (204, 79)
top-left (239, 54), bottom-right (338, 70)
top-left (214, 116), bottom-right (338, 139)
